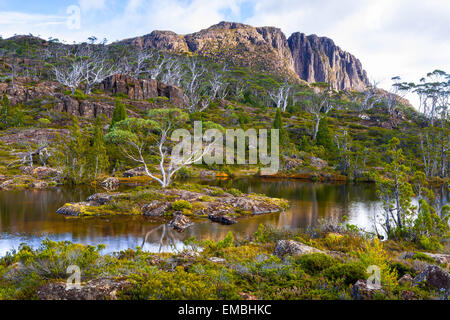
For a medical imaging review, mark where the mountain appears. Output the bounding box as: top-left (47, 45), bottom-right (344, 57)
top-left (119, 21), bottom-right (369, 91)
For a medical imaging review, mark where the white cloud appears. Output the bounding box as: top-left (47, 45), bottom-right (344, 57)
top-left (78, 0), bottom-right (107, 12)
top-left (243, 0), bottom-right (450, 100)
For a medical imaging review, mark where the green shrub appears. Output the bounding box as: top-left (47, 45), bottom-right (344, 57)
top-left (227, 188), bottom-right (243, 197)
top-left (325, 262), bottom-right (367, 285)
top-left (419, 236), bottom-right (443, 252)
top-left (390, 261), bottom-right (415, 278)
top-left (171, 200), bottom-right (193, 211)
top-left (125, 266), bottom-right (216, 300)
top-left (412, 252), bottom-right (436, 264)
top-left (295, 253), bottom-right (336, 275)
top-left (38, 118), bottom-right (51, 126)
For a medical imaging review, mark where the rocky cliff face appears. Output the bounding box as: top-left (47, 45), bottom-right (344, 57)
top-left (120, 21), bottom-right (369, 90)
top-left (288, 33), bottom-right (368, 91)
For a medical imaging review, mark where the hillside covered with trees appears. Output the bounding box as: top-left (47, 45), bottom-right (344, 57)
top-left (0, 22), bottom-right (448, 300)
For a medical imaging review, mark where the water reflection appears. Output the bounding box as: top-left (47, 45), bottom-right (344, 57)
top-left (0, 178), bottom-right (420, 256)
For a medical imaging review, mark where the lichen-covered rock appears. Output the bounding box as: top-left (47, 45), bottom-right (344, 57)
top-left (37, 278), bottom-right (130, 300)
top-left (420, 253), bottom-right (450, 266)
top-left (20, 166), bottom-right (62, 181)
top-left (273, 240), bottom-right (325, 258)
top-left (101, 74), bottom-right (187, 106)
top-left (413, 265), bottom-right (450, 292)
top-left (142, 200), bottom-right (171, 217)
top-left (208, 257), bottom-right (226, 264)
top-left (351, 280), bottom-right (385, 300)
top-left (123, 167), bottom-right (147, 178)
top-left (86, 193), bottom-right (121, 205)
top-left (168, 213), bottom-right (193, 231)
top-left (56, 202), bottom-right (92, 216)
top-left (0, 179), bottom-right (15, 190)
top-left (31, 180), bottom-right (49, 189)
top-left (208, 213), bottom-right (237, 225)
top-left (399, 274), bottom-right (414, 286)
top-left (100, 177), bottom-right (120, 190)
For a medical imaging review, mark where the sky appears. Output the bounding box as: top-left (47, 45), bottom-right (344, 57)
top-left (0, 0), bottom-right (449, 101)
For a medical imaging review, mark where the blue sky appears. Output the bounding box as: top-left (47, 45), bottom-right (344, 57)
top-left (0, 0), bottom-right (449, 97)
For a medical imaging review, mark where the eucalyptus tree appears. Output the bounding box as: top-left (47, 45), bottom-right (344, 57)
top-left (400, 70), bottom-right (449, 178)
top-left (105, 109), bottom-right (215, 188)
top-left (78, 42), bottom-right (118, 94)
top-left (300, 82), bottom-right (335, 140)
top-left (268, 81), bottom-right (291, 112)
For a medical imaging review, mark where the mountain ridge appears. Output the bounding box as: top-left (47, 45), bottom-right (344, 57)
top-left (118, 21), bottom-right (369, 91)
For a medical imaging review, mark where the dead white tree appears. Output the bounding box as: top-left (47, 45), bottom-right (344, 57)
top-left (209, 71), bottom-right (228, 100)
top-left (107, 117), bottom-right (216, 188)
top-left (183, 58), bottom-right (207, 112)
top-left (161, 56), bottom-right (185, 86)
top-left (53, 58), bottom-right (84, 94)
top-left (269, 81), bottom-right (291, 111)
top-left (302, 84), bottom-right (334, 140)
top-left (360, 80), bottom-right (382, 112)
top-left (148, 51), bottom-right (169, 80)
top-left (82, 47), bottom-right (118, 94)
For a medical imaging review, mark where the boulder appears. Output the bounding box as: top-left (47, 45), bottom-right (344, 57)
top-left (399, 274), bottom-right (414, 286)
top-left (219, 196), bottom-right (281, 215)
top-left (351, 280), bottom-right (385, 300)
top-left (421, 253), bottom-right (450, 266)
top-left (273, 240), bottom-right (325, 258)
top-left (208, 257), bottom-right (226, 264)
top-left (0, 180), bottom-right (15, 190)
top-left (31, 180), bottom-right (49, 189)
top-left (100, 177), bottom-right (120, 190)
top-left (56, 202), bottom-right (91, 216)
top-left (142, 200), bottom-right (171, 217)
top-left (21, 166), bottom-right (61, 180)
top-left (86, 193), bottom-right (121, 205)
top-left (239, 292), bottom-right (258, 300)
top-left (308, 156), bottom-right (328, 170)
top-left (123, 167), bottom-right (147, 177)
top-left (168, 213), bottom-right (193, 231)
top-left (101, 74), bottom-right (187, 106)
top-left (283, 158), bottom-right (304, 171)
top-left (208, 213), bottom-right (237, 225)
top-left (401, 290), bottom-right (418, 300)
top-left (37, 278), bottom-right (130, 300)
top-left (413, 265), bottom-right (450, 292)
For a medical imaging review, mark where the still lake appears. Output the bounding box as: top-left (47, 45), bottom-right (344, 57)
top-left (0, 178), bottom-right (402, 256)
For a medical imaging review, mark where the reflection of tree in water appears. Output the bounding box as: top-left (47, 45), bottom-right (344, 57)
top-left (141, 224), bottom-right (180, 252)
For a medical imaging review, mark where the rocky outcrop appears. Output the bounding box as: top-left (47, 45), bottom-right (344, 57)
top-left (168, 213), bottom-right (193, 231)
top-left (20, 166), bottom-right (62, 181)
top-left (273, 240), bottom-right (325, 258)
top-left (142, 200), bottom-right (171, 217)
top-left (100, 177), bottom-right (120, 190)
top-left (53, 94), bottom-right (117, 119)
top-left (119, 21), bottom-right (369, 90)
top-left (288, 33), bottom-right (368, 91)
top-left (123, 30), bottom-right (190, 53)
top-left (413, 265), bottom-right (450, 292)
top-left (100, 74), bottom-right (187, 106)
top-left (351, 280), bottom-right (385, 300)
top-left (37, 278), bottom-right (130, 300)
top-left (123, 166), bottom-right (147, 177)
top-left (183, 22), bottom-right (298, 79)
top-left (56, 186), bottom-right (288, 220)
